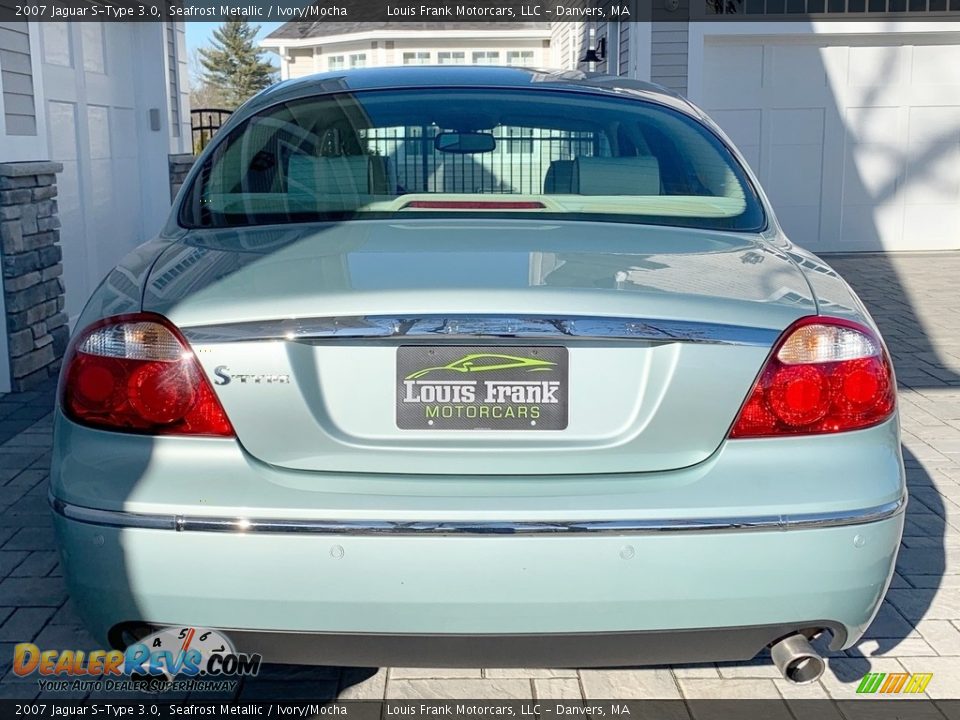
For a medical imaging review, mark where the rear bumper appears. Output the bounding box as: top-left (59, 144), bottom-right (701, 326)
top-left (51, 499), bottom-right (904, 665)
top-left (50, 412), bottom-right (907, 666)
top-left (217, 626), bottom-right (841, 668)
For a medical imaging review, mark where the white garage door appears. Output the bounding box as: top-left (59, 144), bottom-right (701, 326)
top-left (701, 35), bottom-right (960, 253)
top-left (39, 23), bottom-right (146, 322)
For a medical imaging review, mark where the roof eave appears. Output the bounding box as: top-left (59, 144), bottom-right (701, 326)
top-left (262, 27), bottom-right (553, 48)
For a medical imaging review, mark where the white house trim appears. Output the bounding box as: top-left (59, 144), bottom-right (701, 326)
top-left (631, 20), bottom-right (652, 81)
top-left (262, 28), bottom-right (553, 52)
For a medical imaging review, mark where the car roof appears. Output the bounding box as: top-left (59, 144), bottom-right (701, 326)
top-left (237, 66), bottom-right (701, 119)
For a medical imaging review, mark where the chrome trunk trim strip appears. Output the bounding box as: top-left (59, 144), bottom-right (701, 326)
top-left (180, 315), bottom-right (781, 347)
top-left (50, 494), bottom-right (906, 536)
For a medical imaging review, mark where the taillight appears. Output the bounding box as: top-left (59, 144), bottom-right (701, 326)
top-left (61, 313), bottom-right (233, 437)
top-left (729, 317), bottom-right (895, 439)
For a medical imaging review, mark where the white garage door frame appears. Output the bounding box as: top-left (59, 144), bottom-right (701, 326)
top-left (686, 21), bottom-right (960, 253)
top-left (39, 23), bottom-right (176, 327)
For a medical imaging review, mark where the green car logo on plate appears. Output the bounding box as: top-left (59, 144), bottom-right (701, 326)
top-left (397, 346), bottom-right (568, 430)
top-left (405, 353), bottom-right (556, 380)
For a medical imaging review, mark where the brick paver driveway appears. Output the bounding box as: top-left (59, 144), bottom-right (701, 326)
top-left (0, 252), bottom-right (958, 703)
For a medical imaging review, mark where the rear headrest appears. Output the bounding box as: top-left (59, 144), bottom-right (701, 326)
top-left (287, 155), bottom-right (376, 196)
top-left (574, 156), bottom-right (661, 196)
top-left (544, 160), bottom-right (575, 194)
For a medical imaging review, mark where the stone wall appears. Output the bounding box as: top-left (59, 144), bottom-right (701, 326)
top-left (0, 161), bottom-right (67, 392)
top-left (169, 153), bottom-right (195, 203)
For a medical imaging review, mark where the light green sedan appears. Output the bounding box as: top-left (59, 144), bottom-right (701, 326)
top-left (50, 66), bottom-right (905, 685)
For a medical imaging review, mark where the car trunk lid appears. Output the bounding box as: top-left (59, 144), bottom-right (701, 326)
top-left (144, 220), bottom-right (814, 474)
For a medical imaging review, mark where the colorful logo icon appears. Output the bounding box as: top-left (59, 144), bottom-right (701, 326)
top-left (856, 672), bottom-right (933, 694)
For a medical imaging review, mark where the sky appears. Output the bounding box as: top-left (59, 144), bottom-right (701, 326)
top-left (184, 22), bottom-right (284, 66)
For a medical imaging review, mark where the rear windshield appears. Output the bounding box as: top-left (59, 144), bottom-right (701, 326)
top-left (180, 88), bottom-right (765, 231)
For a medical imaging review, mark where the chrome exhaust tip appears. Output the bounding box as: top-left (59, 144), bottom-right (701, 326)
top-left (770, 633), bottom-right (825, 684)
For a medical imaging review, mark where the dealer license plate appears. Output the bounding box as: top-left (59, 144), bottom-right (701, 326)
top-left (396, 345), bottom-right (568, 430)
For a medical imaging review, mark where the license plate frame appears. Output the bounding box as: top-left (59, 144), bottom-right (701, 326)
top-left (396, 345), bottom-right (569, 431)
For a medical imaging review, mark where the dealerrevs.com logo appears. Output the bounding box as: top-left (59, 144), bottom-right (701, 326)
top-left (12, 626), bottom-right (261, 693)
top-left (396, 346), bottom-right (569, 431)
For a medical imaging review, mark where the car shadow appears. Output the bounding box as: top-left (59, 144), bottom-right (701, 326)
top-left (820, 254), bottom-right (953, 672)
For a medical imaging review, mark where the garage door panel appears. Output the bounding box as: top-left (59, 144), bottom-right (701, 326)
top-left (708, 109), bottom-right (761, 171)
top-left (769, 45), bottom-right (829, 95)
top-left (903, 142), bottom-right (960, 205)
top-left (907, 106), bottom-right (960, 145)
top-left (85, 105), bottom-right (111, 161)
top-left (767, 143), bottom-right (823, 208)
top-left (87, 159), bottom-right (112, 222)
top-left (112, 108), bottom-right (138, 160)
top-left (702, 44), bottom-right (763, 108)
top-left (848, 46), bottom-right (906, 87)
top-left (845, 106), bottom-right (901, 146)
top-left (769, 108), bottom-right (823, 147)
top-left (110, 156), bottom-right (143, 248)
top-left (39, 65), bottom-right (78, 103)
top-left (912, 45), bottom-right (960, 85)
top-left (704, 35), bottom-right (960, 251)
top-left (774, 205), bottom-right (822, 246)
top-left (41, 23), bottom-right (70, 67)
top-left (840, 203), bottom-right (903, 250)
top-left (843, 144), bottom-right (901, 205)
top-left (902, 204), bottom-right (960, 250)
top-left (737, 144), bottom-right (761, 175)
top-left (903, 87), bottom-right (960, 108)
top-left (80, 23), bottom-right (105, 75)
top-left (103, 24), bottom-right (134, 88)
top-left (47, 101), bottom-right (78, 161)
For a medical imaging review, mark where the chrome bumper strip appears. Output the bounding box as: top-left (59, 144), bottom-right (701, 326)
top-left (50, 494), bottom-right (906, 536)
top-left (180, 314), bottom-right (780, 347)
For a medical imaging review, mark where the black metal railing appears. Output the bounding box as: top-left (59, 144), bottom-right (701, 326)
top-left (191, 108), bottom-right (232, 154)
top-left (362, 128), bottom-right (604, 195)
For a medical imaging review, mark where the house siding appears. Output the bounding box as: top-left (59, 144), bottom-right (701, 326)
top-left (0, 22), bottom-right (36, 136)
top-left (576, 21), bottom-right (589, 66)
top-left (594, 20), bottom-right (609, 73)
top-left (551, 23), bottom-right (569, 67)
top-left (551, 22), bottom-right (586, 69)
top-left (651, 20), bottom-right (689, 95)
top-left (618, 22), bottom-right (630, 76)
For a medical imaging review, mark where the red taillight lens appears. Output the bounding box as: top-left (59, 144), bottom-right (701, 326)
top-left (61, 313), bottom-right (233, 436)
top-left (729, 317), bottom-right (895, 439)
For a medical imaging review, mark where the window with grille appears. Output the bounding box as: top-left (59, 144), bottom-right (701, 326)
top-left (506, 51), bottom-right (535, 66)
top-left (403, 52), bottom-right (431, 65)
top-left (472, 51), bottom-right (500, 65)
top-left (438, 52), bottom-right (466, 64)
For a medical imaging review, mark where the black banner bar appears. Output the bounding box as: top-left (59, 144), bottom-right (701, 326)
top-left (1, 0), bottom-right (960, 22)
top-left (0, 699), bottom-right (958, 718)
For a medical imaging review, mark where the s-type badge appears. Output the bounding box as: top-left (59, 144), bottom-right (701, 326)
top-left (213, 366), bottom-right (290, 386)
